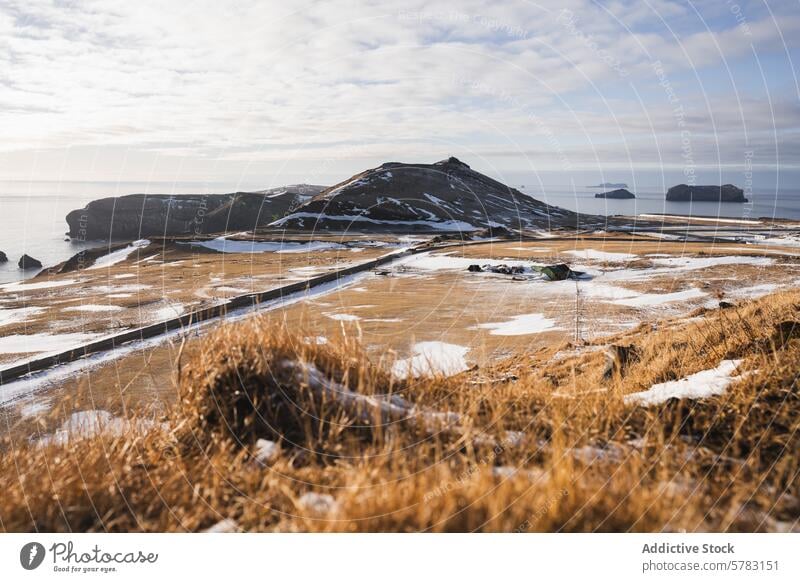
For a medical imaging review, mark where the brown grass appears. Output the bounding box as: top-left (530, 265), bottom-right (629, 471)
top-left (1, 291), bottom-right (798, 532)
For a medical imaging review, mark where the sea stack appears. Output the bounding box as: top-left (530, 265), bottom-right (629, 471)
top-left (18, 254), bottom-right (43, 269)
top-left (666, 184), bottom-right (747, 203)
top-left (595, 188), bottom-right (635, 199)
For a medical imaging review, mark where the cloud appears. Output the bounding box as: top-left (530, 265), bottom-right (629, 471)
top-left (0, 0), bottom-right (797, 181)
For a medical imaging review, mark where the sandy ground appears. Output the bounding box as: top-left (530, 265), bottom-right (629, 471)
top-left (2, 232), bottom-right (800, 442)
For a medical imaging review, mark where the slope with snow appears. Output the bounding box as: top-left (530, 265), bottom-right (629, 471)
top-left (271, 157), bottom-right (589, 233)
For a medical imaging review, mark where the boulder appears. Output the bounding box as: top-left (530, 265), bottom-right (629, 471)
top-left (0, 251), bottom-right (7, 263)
top-left (595, 188), bottom-right (635, 199)
top-left (18, 254), bottom-right (43, 269)
top-left (666, 184), bottom-right (747, 203)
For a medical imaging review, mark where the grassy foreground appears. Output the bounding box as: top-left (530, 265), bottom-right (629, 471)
top-left (1, 291), bottom-right (798, 532)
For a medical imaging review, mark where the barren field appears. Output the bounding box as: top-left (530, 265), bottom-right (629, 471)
top-left (1, 231), bottom-right (799, 532)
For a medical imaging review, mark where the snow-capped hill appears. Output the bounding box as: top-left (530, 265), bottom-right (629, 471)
top-left (270, 158), bottom-right (580, 232)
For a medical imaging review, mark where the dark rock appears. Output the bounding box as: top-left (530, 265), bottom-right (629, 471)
top-left (718, 301), bottom-right (735, 309)
top-left (0, 251), bottom-right (7, 263)
top-left (595, 188), bottom-right (635, 199)
top-left (18, 254), bottom-right (43, 269)
top-left (468, 264), bottom-right (483, 272)
top-left (484, 264), bottom-right (525, 275)
top-left (666, 184), bottom-right (747, 203)
top-left (65, 184), bottom-right (325, 241)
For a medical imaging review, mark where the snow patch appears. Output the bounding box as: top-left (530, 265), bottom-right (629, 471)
top-left (188, 238), bottom-right (348, 254)
top-left (625, 360), bottom-right (743, 406)
top-left (63, 304), bottom-right (124, 312)
top-left (475, 313), bottom-right (559, 336)
top-left (392, 341), bottom-right (470, 378)
top-left (0, 306), bottom-right (44, 326)
top-left (1, 279), bottom-right (79, 292)
top-left (0, 332), bottom-right (101, 354)
top-left (324, 313), bottom-right (361, 321)
top-left (89, 239), bottom-right (150, 270)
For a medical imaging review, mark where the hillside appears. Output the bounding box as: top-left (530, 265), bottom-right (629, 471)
top-left (66, 184), bottom-right (325, 240)
top-left (271, 157), bottom-right (584, 232)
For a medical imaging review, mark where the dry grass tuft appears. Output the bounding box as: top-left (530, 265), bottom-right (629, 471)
top-left (1, 291), bottom-right (798, 532)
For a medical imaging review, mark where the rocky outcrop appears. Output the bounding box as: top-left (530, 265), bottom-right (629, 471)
top-left (595, 188), bottom-right (635, 199)
top-left (270, 157), bottom-right (587, 232)
top-left (666, 184), bottom-right (747, 203)
top-left (0, 251), bottom-right (7, 263)
top-left (18, 254), bottom-right (43, 269)
top-left (65, 185), bottom-right (325, 240)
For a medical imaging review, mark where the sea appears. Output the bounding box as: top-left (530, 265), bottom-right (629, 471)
top-left (1, 180), bottom-right (799, 285)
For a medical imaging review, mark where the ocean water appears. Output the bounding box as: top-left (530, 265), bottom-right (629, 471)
top-left (0, 180), bottom-right (266, 285)
top-left (1, 180), bottom-right (799, 285)
top-left (522, 186), bottom-right (800, 222)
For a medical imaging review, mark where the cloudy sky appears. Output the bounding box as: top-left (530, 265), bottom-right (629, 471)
top-left (0, 0), bottom-right (798, 188)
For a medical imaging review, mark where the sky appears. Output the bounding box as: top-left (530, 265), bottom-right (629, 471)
top-left (0, 0), bottom-right (799, 190)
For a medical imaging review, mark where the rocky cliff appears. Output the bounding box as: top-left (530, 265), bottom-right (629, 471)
top-left (66, 185), bottom-right (325, 240)
top-left (666, 184), bottom-right (747, 203)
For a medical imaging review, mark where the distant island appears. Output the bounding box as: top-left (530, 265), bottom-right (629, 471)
top-left (666, 184), bottom-right (747, 203)
top-left (587, 182), bottom-right (628, 189)
top-left (595, 188), bottom-right (635, 199)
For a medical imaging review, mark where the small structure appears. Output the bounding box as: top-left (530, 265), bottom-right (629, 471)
top-left (531, 264), bottom-right (584, 281)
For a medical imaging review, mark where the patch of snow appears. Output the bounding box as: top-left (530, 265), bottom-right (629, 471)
top-left (0, 306), bottom-right (44, 326)
top-left (114, 273), bottom-right (136, 279)
top-left (214, 286), bottom-right (249, 294)
top-left (475, 313), bottom-right (559, 336)
top-left (754, 235), bottom-right (800, 248)
top-left (90, 284), bottom-right (149, 293)
top-left (202, 519), bottom-right (239, 533)
top-left (1, 279), bottom-right (79, 292)
top-left (625, 360), bottom-right (743, 406)
top-left (270, 212), bottom-right (479, 232)
top-left (188, 238), bottom-right (347, 254)
top-left (254, 438), bottom-right (279, 464)
top-left (18, 399), bottom-right (50, 418)
top-left (727, 283), bottom-right (781, 299)
top-left (107, 293), bottom-right (133, 299)
top-left (298, 492), bottom-right (338, 516)
top-left (324, 313), bottom-right (361, 321)
top-left (151, 303), bottom-right (185, 320)
top-left (392, 341), bottom-right (470, 378)
top-left (613, 287), bottom-right (707, 307)
top-left (0, 332), bottom-right (101, 354)
top-left (564, 249), bottom-right (637, 262)
top-left (638, 214), bottom-right (762, 225)
top-left (88, 239), bottom-right (150, 270)
top-left (63, 304), bottom-right (124, 312)
top-left (650, 255), bottom-right (773, 271)
top-left (37, 409), bottom-right (166, 446)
